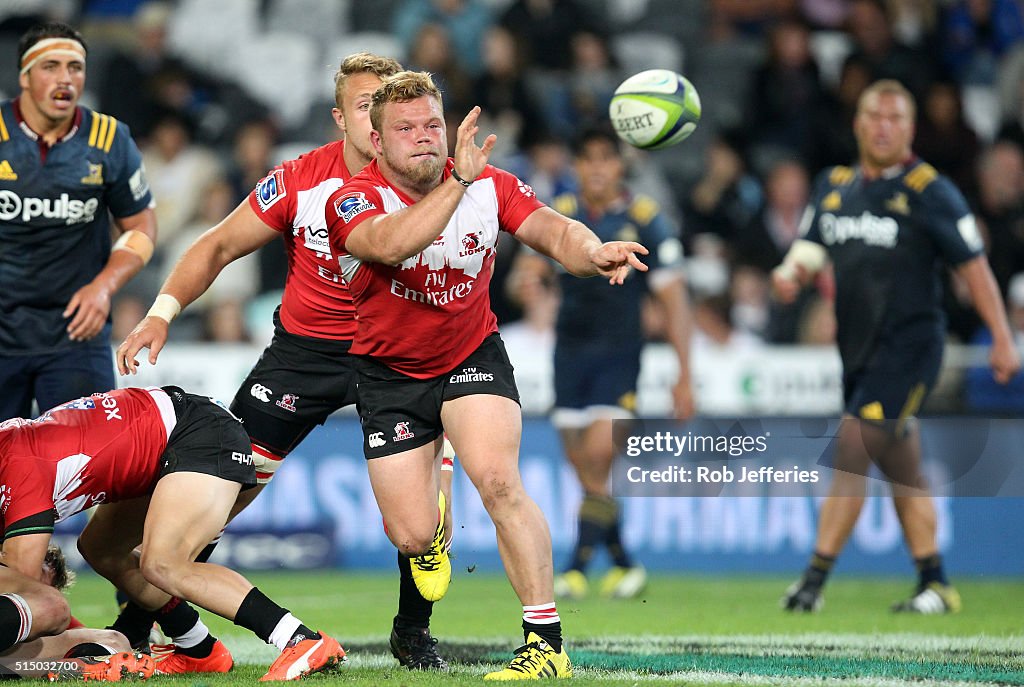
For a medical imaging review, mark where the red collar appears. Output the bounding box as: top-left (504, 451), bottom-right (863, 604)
top-left (12, 98), bottom-right (82, 144)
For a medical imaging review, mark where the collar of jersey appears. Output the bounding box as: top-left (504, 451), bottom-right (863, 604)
top-left (12, 98), bottom-right (82, 144)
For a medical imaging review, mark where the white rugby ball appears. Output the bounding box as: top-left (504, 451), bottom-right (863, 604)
top-left (609, 69), bottom-right (701, 150)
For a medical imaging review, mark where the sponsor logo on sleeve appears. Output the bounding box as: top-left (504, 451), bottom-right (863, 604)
top-left (256, 169), bottom-right (287, 212)
top-left (517, 180), bottom-right (535, 198)
top-left (129, 166), bottom-right (149, 201)
top-left (334, 192), bottom-right (376, 222)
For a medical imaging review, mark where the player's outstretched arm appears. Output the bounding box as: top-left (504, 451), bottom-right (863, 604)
top-left (116, 201), bottom-right (278, 374)
top-left (342, 106), bottom-right (497, 264)
top-left (64, 208), bottom-right (158, 343)
top-left (514, 206), bottom-right (648, 284)
top-left (956, 255), bottom-right (1022, 384)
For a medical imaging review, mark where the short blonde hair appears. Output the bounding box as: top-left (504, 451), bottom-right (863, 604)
top-left (857, 79), bottom-right (916, 120)
top-left (369, 70), bottom-right (443, 132)
top-left (333, 52), bottom-right (402, 109)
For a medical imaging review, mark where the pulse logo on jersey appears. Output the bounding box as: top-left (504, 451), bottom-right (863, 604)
top-left (0, 484), bottom-right (9, 516)
top-left (335, 193), bottom-right (376, 222)
top-left (819, 212), bottom-right (898, 248)
top-left (0, 191), bottom-right (99, 224)
top-left (256, 169), bottom-right (286, 212)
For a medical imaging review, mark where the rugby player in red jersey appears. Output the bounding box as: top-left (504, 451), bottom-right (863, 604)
top-left (0, 387), bottom-right (344, 681)
top-left (326, 71), bottom-right (649, 680)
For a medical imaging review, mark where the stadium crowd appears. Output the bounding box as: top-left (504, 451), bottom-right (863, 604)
top-left (2, 0), bottom-right (1023, 412)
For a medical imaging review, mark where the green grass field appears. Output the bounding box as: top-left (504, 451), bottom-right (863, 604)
top-left (61, 570), bottom-right (1024, 686)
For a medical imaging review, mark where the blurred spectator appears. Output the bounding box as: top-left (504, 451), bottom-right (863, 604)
top-left (975, 140), bottom-right (1024, 297)
top-left (499, 0), bottom-right (604, 72)
top-left (941, 0), bottom-right (1024, 86)
top-left (406, 23), bottom-right (473, 115)
top-left (691, 294), bottom-right (763, 351)
top-left (392, 0), bottom-right (492, 76)
top-left (684, 134), bottom-right (763, 248)
top-left (885, 0), bottom-right (940, 50)
top-left (472, 26), bottom-right (545, 158)
top-left (226, 119), bottom-right (279, 202)
top-left (914, 80), bottom-right (981, 196)
top-left (996, 44), bottom-right (1024, 148)
top-left (201, 299), bottom-right (252, 344)
top-left (500, 252), bottom-right (559, 358)
top-left (736, 158), bottom-right (809, 273)
top-left (98, 2), bottom-right (267, 143)
top-left (799, 0), bottom-right (852, 30)
top-left (540, 31), bottom-right (621, 139)
top-left (744, 18), bottom-right (828, 168)
top-left (811, 55), bottom-right (871, 170)
top-left (845, 0), bottom-right (935, 99)
top-left (710, 0), bottom-right (799, 37)
top-left (142, 110), bottom-right (222, 248)
top-left (964, 271), bottom-right (1024, 412)
top-left (730, 266), bottom-right (771, 339)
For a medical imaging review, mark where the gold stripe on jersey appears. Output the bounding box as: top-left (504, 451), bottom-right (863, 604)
top-left (0, 110), bottom-right (8, 142)
top-left (829, 166), bottom-right (855, 185)
top-left (89, 113), bottom-right (118, 152)
top-left (553, 194), bottom-right (577, 217)
top-left (88, 112), bottom-right (100, 147)
top-left (628, 195), bottom-right (659, 224)
top-left (102, 116), bottom-right (118, 152)
top-left (905, 163), bottom-right (937, 193)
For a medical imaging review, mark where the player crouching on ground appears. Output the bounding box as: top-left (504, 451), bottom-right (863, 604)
top-left (0, 387), bottom-right (345, 680)
top-left (0, 544), bottom-right (149, 681)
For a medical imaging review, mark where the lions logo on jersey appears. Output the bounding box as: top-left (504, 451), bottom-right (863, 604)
top-left (335, 192), bottom-right (376, 223)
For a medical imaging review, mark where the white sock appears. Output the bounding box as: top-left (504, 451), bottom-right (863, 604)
top-left (268, 613), bottom-right (302, 650)
top-left (522, 603), bottom-right (560, 625)
top-left (172, 618), bottom-right (210, 649)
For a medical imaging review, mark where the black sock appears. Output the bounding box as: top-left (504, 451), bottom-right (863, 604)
top-left (155, 598), bottom-right (213, 651)
top-left (232, 587), bottom-right (321, 646)
top-left (195, 540), bottom-right (220, 563)
top-left (394, 551), bottom-right (434, 630)
top-left (603, 499), bottom-right (633, 568)
top-left (0, 595), bottom-right (26, 652)
top-left (290, 624), bottom-right (320, 644)
top-left (915, 553), bottom-right (948, 587)
top-left (523, 621), bottom-right (562, 653)
top-left (803, 551), bottom-right (836, 588)
top-left (109, 600), bottom-right (157, 649)
top-left (568, 493), bottom-right (617, 573)
top-left (177, 634), bottom-right (217, 658)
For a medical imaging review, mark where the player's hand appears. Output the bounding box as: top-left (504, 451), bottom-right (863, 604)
top-left (452, 106), bottom-right (496, 184)
top-left (989, 336), bottom-right (1021, 384)
top-left (589, 241), bottom-right (649, 285)
top-left (116, 317), bottom-right (170, 375)
top-left (672, 376), bottom-right (696, 420)
top-left (63, 281), bottom-right (112, 341)
top-left (770, 264), bottom-right (803, 304)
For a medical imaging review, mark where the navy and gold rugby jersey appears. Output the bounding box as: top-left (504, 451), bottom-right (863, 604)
top-left (800, 159), bottom-right (983, 373)
top-left (0, 101), bottom-right (153, 354)
top-left (552, 192), bottom-right (684, 347)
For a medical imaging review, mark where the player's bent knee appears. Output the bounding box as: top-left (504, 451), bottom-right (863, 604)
top-left (30, 587), bottom-right (71, 638)
top-left (138, 554), bottom-right (182, 597)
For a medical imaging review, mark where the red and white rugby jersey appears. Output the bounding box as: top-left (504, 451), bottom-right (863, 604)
top-left (248, 139), bottom-right (358, 340)
top-left (0, 388), bottom-right (175, 538)
top-left (327, 159), bottom-right (544, 378)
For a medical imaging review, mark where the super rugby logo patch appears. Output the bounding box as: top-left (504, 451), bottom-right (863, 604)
top-left (255, 169), bottom-right (286, 212)
top-left (335, 193), bottom-right (376, 223)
